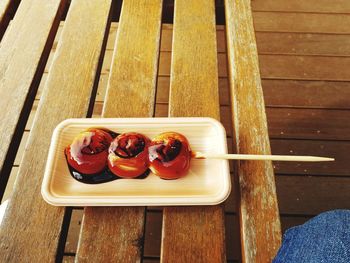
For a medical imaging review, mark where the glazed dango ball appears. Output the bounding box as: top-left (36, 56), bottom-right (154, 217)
top-left (148, 132), bottom-right (191, 179)
top-left (65, 128), bottom-right (114, 174)
top-left (108, 132), bottom-right (150, 178)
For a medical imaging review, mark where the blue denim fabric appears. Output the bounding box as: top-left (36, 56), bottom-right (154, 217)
top-left (273, 210), bottom-right (350, 263)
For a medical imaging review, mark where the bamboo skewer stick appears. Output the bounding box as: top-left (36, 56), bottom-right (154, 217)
top-left (193, 152), bottom-right (334, 162)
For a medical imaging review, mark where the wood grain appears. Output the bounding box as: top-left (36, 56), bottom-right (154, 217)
top-left (225, 0), bottom-right (282, 262)
top-left (161, 1), bottom-right (226, 262)
top-left (0, 0), bottom-right (111, 261)
top-left (261, 80), bottom-right (350, 109)
top-left (251, 0), bottom-right (350, 13)
top-left (225, 173), bottom-right (350, 214)
top-left (271, 139), bottom-right (350, 176)
top-left (0, 0), bottom-right (65, 198)
top-left (0, 0), bottom-right (13, 38)
top-left (266, 107), bottom-right (350, 140)
top-left (151, 77), bottom-right (350, 110)
top-left (253, 12), bottom-right (350, 34)
top-left (76, 1), bottom-right (162, 262)
top-left (276, 175), bottom-right (350, 215)
top-left (256, 32), bottom-right (350, 56)
top-left (0, 0), bottom-right (11, 22)
top-left (45, 100), bottom-right (350, 144)
top-left (259, 55), bottom-right (350, 81)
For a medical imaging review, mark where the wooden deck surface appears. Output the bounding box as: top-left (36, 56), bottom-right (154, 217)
top-left (2, 1), bottom-right (350, 262)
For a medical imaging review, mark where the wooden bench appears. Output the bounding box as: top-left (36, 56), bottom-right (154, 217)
top-left (0, 0), bottom-right (281, 262)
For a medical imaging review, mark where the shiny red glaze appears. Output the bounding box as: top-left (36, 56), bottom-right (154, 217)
top-left (149, 132), bottom-right (191, 179)
top-left (108, 132), bottom-right (150, 178)
top-left (65, 128), bottom-right (114, 174)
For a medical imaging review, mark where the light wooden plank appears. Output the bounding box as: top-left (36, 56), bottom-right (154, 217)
top-left (256, 32), bottom-right (350, 56)
top-left (252, 0), bottom-right (350, 14)
top-left (1, 166), bottom-right (18, 203)
top-left (156, 77), bottom-right (230, 105)
top-left (0, 0), bottom-right (66, 197)
top-left (259, 55), bottom-right (350, 81)
top-left (76, 1), bottom-right (162, 262)
top-left (63, 256), bottom-right (75, 263)
top-left (160, 26), bottom-right (226, 53)
top-left (0, 0), bottom-right (11, 22)
top-left (161, 1), bottom-right (226, 262)
top-left (225, 0), bottom-right (282, 262)
top-left (253, 12), bottom-right (350, 34)
top-left (13, 131), bottom-right (29, 166)
top-left (159, 51), bottom-right (228, 77)
top-left (0, 0), bottom-right (15, 38)
top-left (0, 0), bottom-right (111, 261)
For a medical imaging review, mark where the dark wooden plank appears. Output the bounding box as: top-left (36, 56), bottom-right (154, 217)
top-left (276, 175), bottom-right (350, 215)
top-left (280, 216), bottom-right (311, 233)
top-left (253, 12), bottom-right (350, 34)
top-left (262, 79), bottom-right (350, 109)
top-left (144, 211), bottom-right (162, 258)
top-left (76, 1), bottom-right (162, 262)
top-left (225, 0), bottom-right (282, 261)
top-left (271, 139), bottom-right (350, 176)
top-left (161, 0), bottom-right (226, 262)
top-left (0, 0), bottom-right (111, 261)
top-left (256, 32), bottom-right (350, 56)
top-left (267, 108), bottom-right (350, 140)
top-left (259, 54), bottom-right (350, 81)
top-left (154, 78), bottom-right (350, 110)
top-left (0, 0), bottom-right (65, 198)
top-left (225, 174), bottom-right (350, 215)
top-left (225, 215), bottom-right (241, 261)
top-left (65, 209), bottom-right (83, 254)
top-left (252, 0), bottom-right (350, 14)
top-left (221, 106), bottom-right (350, 141)
top-left (158, 52), bottom-right (350, 82)
top-left (86, 50), bottom-right (350, 84)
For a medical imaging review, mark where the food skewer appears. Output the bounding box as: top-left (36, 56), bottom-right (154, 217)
top-left (65, 129), bottom-right (335, 184)
top-left (193, 152), bottom-right (334, 162)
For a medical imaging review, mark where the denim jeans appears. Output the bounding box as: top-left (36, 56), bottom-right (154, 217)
top-left (273, 210), bottom-right (350, 263)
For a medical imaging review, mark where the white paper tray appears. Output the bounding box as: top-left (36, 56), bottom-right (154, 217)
top-left (41, 117), bottom-right (231, 206)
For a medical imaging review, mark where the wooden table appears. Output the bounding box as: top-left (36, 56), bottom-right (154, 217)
top-left (0, 0), bottom-right (281, 262)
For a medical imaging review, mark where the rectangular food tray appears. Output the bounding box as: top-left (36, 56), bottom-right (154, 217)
top-left (41, 117), bottom-right (231, 206)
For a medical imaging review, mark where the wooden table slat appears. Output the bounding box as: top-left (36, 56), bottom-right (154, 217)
top-left (0, 0), bottom-right (112, 261)
top-left (76, 1), bottom-right (162, 262)
top-left (224, 0), bottom-right (282, 262)
top-left (0, 0), bottom-right (22, 40)
top-left (0, 0), bottom-right (66, 198)
top-left (161, 1), bottom-right (226, 262)
top-left (251, 0), bottom-right (350, 14)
